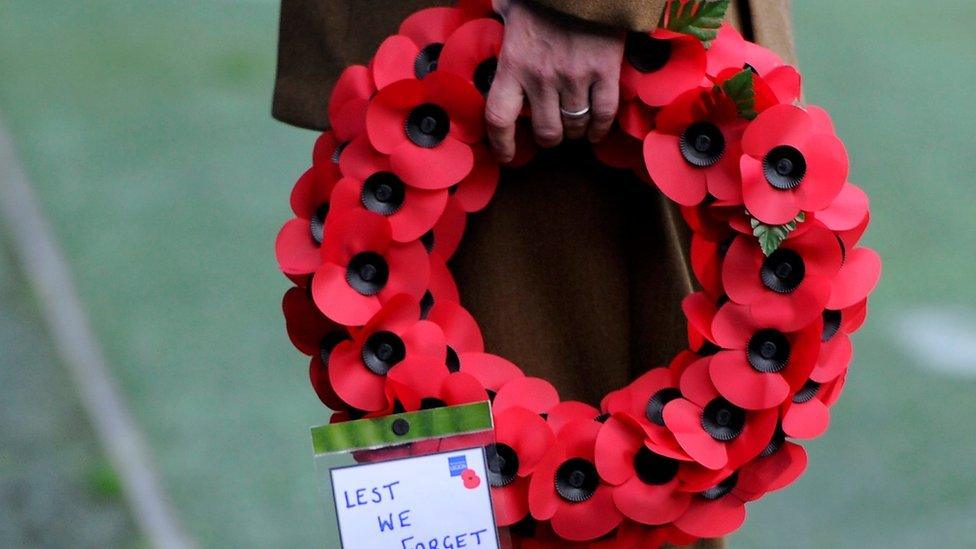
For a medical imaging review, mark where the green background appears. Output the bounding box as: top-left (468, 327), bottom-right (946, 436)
top-left (1, 0), bottom-right (974, 547)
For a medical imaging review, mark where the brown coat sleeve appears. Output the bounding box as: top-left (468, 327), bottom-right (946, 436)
top-left (272, 0), bottom-right (670, 130)
top-left (272, 0), bottom-right (447, 130)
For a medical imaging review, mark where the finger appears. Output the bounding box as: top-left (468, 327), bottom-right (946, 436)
top-left (587, 77), bottom-right (620, 144)
top-left (484, 67), bottom-right (525, 163)
top-left (559, 79), bottom-right (592, 141)
top-left (528, 85), bottom-right (563, 148)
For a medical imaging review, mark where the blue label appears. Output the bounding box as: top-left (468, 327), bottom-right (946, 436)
top-left (448, 455), bottom-right (468, 477)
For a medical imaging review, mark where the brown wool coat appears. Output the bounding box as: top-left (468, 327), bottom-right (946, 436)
top-left (273, 2), bottom-right (795, 547)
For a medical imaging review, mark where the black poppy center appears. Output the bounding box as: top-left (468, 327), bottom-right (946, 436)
top-left (554, 458), bottom-right (598, 503)
top-left (361, 172), bottom-right (406, 216)
top-left (319, 331), bottom-right (349, 365)
top-left (406, 103), bottom-right (450, 148)
top-left (633, 447), bottom-right (679, 485)
top-left (699, 472), bottom-right (739, 500)
top-left (680, 122), bottom-right (726, 168)
top-left (701, 398), bottom-right (746, 441)
top-left (420, 397), bottom-right (446, 410)
top-left (792, 380), bottom-right (821, 403)
top-left (625, 32), bottom-right (672, 73)
top-left (759, 428), bottom-right (786, 458)
top-left (473, 57), bottom-right (498, 96)
top-left (419, 290), bottom-right (435, 319)
top-left (310, 202), bottom-right (329, 244)
top-left (822, 309), bottom-right (842, 342)
top-left (420, 230), bottom-right (435, 253)
top-left (445, 346), bottom-right (461, 373)
top-left (331, 141), bottom-right (348, 164)
top-left (747, 329), bottom-right (791, 373)
top-left (346, 252), bottom-right (389, 296)
top-left (646, 387), bottom-right (681, 426)
top-left (485, 443), bottom-right (520, 487)
top-left (763, 145), bottom-right (807, 190)
top-left (361, 330), bottom-right (406, 375)
top-left (413, 43), bottom-right (443, 78)
top-left (761, 248), bottom-right (805, 294)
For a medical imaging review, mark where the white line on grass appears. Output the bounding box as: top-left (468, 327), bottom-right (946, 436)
top-left (0, 119), bottom-right (194, 549)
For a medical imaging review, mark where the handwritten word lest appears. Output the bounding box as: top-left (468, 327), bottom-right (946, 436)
top-left (342, 481), bottom-right (401, 509)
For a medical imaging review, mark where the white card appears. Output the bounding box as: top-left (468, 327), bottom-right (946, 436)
top-left (329, 446), bottom-right (500, 549)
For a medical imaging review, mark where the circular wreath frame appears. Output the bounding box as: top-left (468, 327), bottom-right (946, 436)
top-left (275, 1), bottom-right (881, 546)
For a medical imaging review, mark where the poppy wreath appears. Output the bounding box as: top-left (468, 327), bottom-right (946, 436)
top-left (275, 0), bottom-right (881, 546)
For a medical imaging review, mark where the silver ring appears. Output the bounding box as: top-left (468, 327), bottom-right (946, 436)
top-left (559, 105), bottom-right (591, 119)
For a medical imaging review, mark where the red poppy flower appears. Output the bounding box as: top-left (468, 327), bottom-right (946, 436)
top-left (621, 29), bottom-right (707, 108)
top-left (386, 361), bottom-right (487, 412)
top-left (329, 65), bottom-right (375, 142)
top-left (422, 196), bottom-right (466, 261)
top-left (454, 142), bottom-right (500, 213)
top-left (286, 283), bottom-right (354, 411)
top-left (735, 429), bottom-right (808, 501)
top-left (327, 295), bottom-right (444, 411)
top-left (309, 353), bottom-right (348, 411)
top-left (611, 521), bottom-right (697, 549)
top-left (644, 87), bottom-right (746, 206)
top-left (827, 245), bottom-right (881, 310)
top-left (810, 307), bottom-right (857, 384)
top-left (493, 376), bottom-right (558, 416)
top-left (311, 209), bottom-right (429, 326)
top-left (672, 470), bottom-right (754, 538)
top-left (329, 174), bottom-right (448, 243)
top-left (275, 164), bottom-right (338, 277)
top-left (439, 18), bottom-right (502, 98)
top-left (486, 406), bottom-right (556, 526)
top-left (427, 299), bottom-right (483, 353)
top-left (311, 131), bottom-right (344, 180)
top-left (617, 96), bottom-right (657, 141)
top-left (682, 201), bottom-right (739, 241)
top-left (708, 301), bottom-right (822, 410)
top-left (337, 135), bottom-right (455, 241)
top-left (707, 25), bottom-right (800, 104)
top-left (366, 71), bottom-right (485, 189)
top-left (683, 291), bottom-right (720, 353)
top-left (705, 23), bottom-right (749, 77)
top-left (282, 287), bottom-right (348, 357)
top-left (722, 222), bottom-right (843, 331)
top-left (594, 127), bottom-right (645, 172)
top-left (740, 104), bottom-right (849, 224)
top-left (663, 358), bottom-right (778, 470)
top-left (837, 211), bottom-right (871, 253)
top-left (604, 367), bottom-right (691, 461)
top-left (372, 7), bottom-right (467, 89)
top-left (690, 232), bottom-right (731, 301)
top-left (427, 299), bottom-right (523, 389)
top-left (422, 297), bottom-right (521, 392)
top-left (781, 373), bottom-right (847, 440)
top-left (595, 414), bottom-right (692, 524)
top-left (528, 417), bottom-right (623, 541)
top-left (712, 66), bottom-right (795, 117)
top-left (420, 252), bottom-right (460, 318)
top-left (817, 181), bottom-right (869, 232)
top-left (454, 353), bottom-right (525, 399)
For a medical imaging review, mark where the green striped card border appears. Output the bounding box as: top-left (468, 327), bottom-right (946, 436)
top-left (310, 401), bottom-right (493, 455)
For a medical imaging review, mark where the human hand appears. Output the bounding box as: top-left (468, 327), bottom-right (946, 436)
top-left (486, 0), bottom-right (626, 163)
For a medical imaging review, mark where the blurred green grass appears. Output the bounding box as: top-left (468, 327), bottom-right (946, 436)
top-left (0, 0), bottom-right (974, 547)
top-left (0, 242), bottom-right (136, 547)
